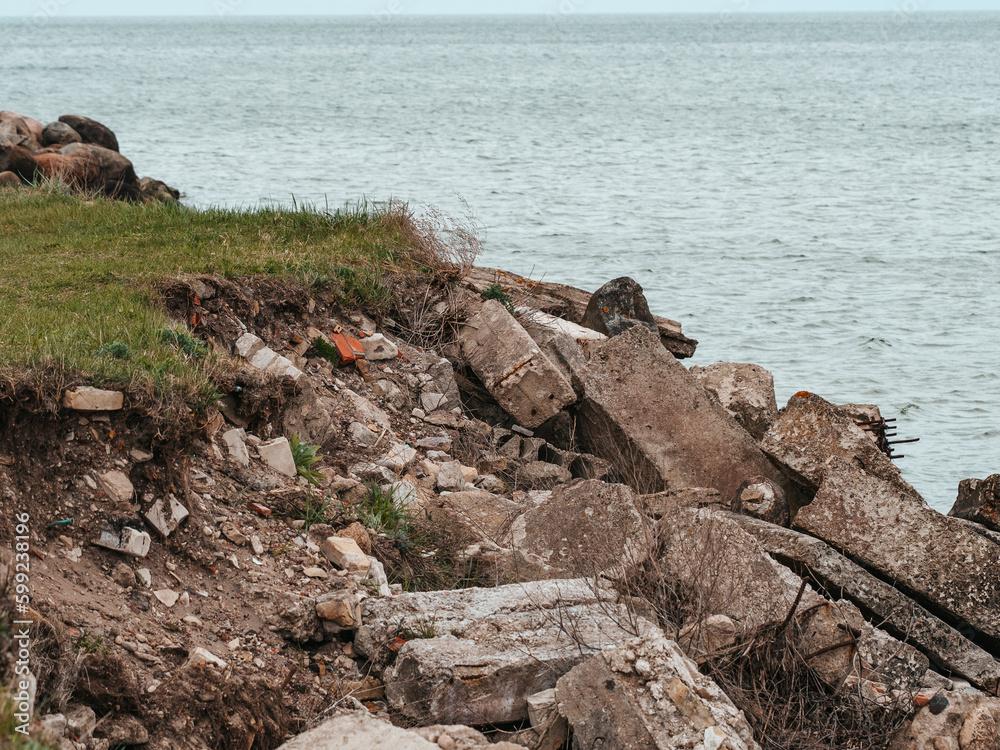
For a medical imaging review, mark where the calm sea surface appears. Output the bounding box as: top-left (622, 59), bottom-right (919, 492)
top-left (4, 13), bottom-right (998, 511)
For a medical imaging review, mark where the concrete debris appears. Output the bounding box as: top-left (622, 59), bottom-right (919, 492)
top-left (355, 578), bottom-right (661, 725)
top-left (96, 470), bottom-right (133, 503)
top-left (950, 474), bottom-right (1000, 532)
top-left (94, 526), bottom-right (151, 558)
top-left (574, 325), bottom-right (794, 500)
top-left (581, 276), bottom-right (660, 339)
top-left (321, 536), bottom-right (371, 573)
top-left (360, 333), bottom-right (398, 360)
top-left (62, 386), bottom-right (124, 411)
top-left (460, 299), bottom-right (576, 428)
top-left (556, 631), bottom-right (760, 750)
top-left (690, 362), bottom-right (778, 441)
top-left (143, 494), bottom-right (189, 538)
top-left (222, 428), bottom-right (250, 468)
top-left (258, 436), bottom-right (297, 477)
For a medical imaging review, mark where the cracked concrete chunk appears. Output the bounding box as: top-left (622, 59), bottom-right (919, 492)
top-left (143, 494), bottom-right (189, 538)
top-left (258, 436), bottom-right (297, 477)
top-left (459, 299), bottom-right (576, 429)
top-left (62, 386), bottom-right (123, 411)
top-left (222, 428), bottom-right (250, 468)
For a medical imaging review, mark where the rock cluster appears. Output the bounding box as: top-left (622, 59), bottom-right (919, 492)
top-left (9, 267), bottom-right (999, 750)
top-left (0, 109), bottom-right (178, 201)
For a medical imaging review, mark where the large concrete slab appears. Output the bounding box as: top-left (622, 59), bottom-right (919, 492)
top-left (761, 392), bottom-right (914, 495)
top-left (354, 579), bottom-right (659, 726)
top-left (460, 299), bottom-right (576, 428)
top-left (572, 325), bottom-right (795, 500)
top-left (727, 512), bottom-right (1000, 691)
top-left (793, 458), bottom-right (1000, 645)
top-left (556, 632), bottom-right (760, 750)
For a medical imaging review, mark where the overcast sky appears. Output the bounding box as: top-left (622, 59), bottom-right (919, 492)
top-left (4, 0), bottom-right (1000, 16)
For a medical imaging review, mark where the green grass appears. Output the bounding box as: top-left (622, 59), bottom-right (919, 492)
top-left (0, 186), bottom-right (428, 405)
top-left (354, 481), bottom-right (414, 540)
top-left (289, 433), bottom-right (325, 486)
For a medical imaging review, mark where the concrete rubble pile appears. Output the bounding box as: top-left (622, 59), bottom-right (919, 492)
top-left (15, 266), bottom-right (1000, 750)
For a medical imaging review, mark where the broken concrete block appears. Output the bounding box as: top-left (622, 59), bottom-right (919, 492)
top-left (950, 474), bottom-right (1000, 532)
top-left (376, 443), bottom-right (417, 473)
top-left (143, 495), bottom-right (189, 538)
top-left (62, 386), bottom-right (123, 411)
top-left (153, 589), bottom-right (179, 607)
top-left (437, 460), bottom-right (466, 492)
top-left (761, 392), bottom-right (913, 494)
top-left (234, 332), bottom-right (265, 359)
top-left (460, 299), bottom-right (576, 429)
top-left (265, 354), bottom-right (304, 381)
top-left (94, 526), bottom-right (151, 558)
top-left (355, 578), bottom-right (660, 726)
top-left (258, 436), bottom-right (296, 477)
top-left (347, 421), bottom-right (379, 447)
top-left (573, 325), bottom-right (794, 501)
top-left (638, 487), bottom-right (724, 518)
top-left (422, 489), bottom-right (523, 547)
top-left (730, 475), bottom-right (789, 526)
top-left (316, 590), bottom-right (362, 629)
top-left (728, 512), bottom-right (1000, 692)
top-left (420, 391), bottom-right (447, 412)
top-left (248, 346), bottom-right (280, 371)
top-left (222, 428), bottom-right (250, 468)
top-left (321, 536), bottom-right (371, 573)
top-left (275, 710), bottom-right (439, 750)
top-left (361, 333), bottom-right (398, 360)
top-left (556, 632), bottom-right (759, 750)
top-left (185, 646), bottom-right (227, 669)
top-left (689, 362), bottom-right (778, 441)
top-left (517, 460), bottom-right (572, 489)
top-left (97, 470), bottom-right (133, 503)
top-left (510, 480), bottom-right (647, 579)
top-left (416, 435), bottom-right (452, 452)
top-left (794, 457), bottom-right (1000, 647)
top-left (345, 389), bottom-right (392, 430)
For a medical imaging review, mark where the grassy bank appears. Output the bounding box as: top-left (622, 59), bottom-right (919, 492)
top-left (0, 186), bottom-right (429, 405)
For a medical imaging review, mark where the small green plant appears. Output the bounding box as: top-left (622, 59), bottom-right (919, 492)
top-left (291, 490), bottom-right (331, 530)
top-left (159, 327), bottom-right (208, 358)
top-left (289, 433), bottom-right (326, 486)
top-left (398, 615), bottom-right (437, 640)
top-left (480, 283), bottom-right (514, 315)
top-left (311, 336), bottom-right (340, 366)
top-left (96, 341), bottom-right (132, 359)
top-left (76, 630), bottom-right (108, 654)
top-left (355, 482), bottom-right (412, 539)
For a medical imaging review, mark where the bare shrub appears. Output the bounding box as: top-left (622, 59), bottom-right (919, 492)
top-left (401, 198), bottom-right (485, 278)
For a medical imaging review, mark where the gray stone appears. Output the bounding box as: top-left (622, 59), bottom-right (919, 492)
top-left (573, 325), bottom-right (794, 500)
top-left (258, 437), bottom-right (296, 477)
top-left (421, 489), bottom-right (523, 547)
top-left (111, 563), bottom-right (135, 588)
top-left (65, 705), bottom-right (97, 742)
top-left (517, 460), bottom-right (572, 490)
top-left (895, 693), bottom-right (1000, 750)
top-left (421, 351), bottom-right (462, 411)
top-left (354, 579), bottom-right (660, 726)
top-left (96, 714), bottom-right (148, 745)
top-left (143, 495), bottom-right (189, 538)
top-left (416, 435), bottom-right (452, 452)
top-left (950, 474), bottom-right (1000, 532)
top-left (376, 443), bottom-right (417, 473)
top-left (794, 458), bottom-right (1000, 645)
top-left (348, 422), bottom-right (379, 447)
top-left (372, 379), bottom-right (407, 410)
top-left (728, 512), bottom-right (1000, 692)
top-left (62, 386), bottom-right (124, 411)
top-left (275, 710), bottom-right (439, 750)
top-left (96, 470), bottom-right (133, 503)
top-left (361, 333), bottom-right (398, 360)
top-left (222, 428), bottom-right (250, 467)
top-left (689, 362), bottom-right (778, 441)
top-left (581, 276), bottom-right (660, 339)
top-left (459, 299), bottom-right (576, 429)
top-left (345, 390), bottom-right (392, 431)
top-left (316, 590), bottom-right (362, 629)
top-left (556, 632), bottom-right (759, 750)
top-left (420, 392), bottom-right (448, 412)
top-left (638, 487), bottom-right (724, 518)
top-left (41, 120), bottom-right (81, 147)
top-left (511, 480), bottom-right (647, 579)
top-left (282, 382), bottom-right (338, 446)
top-left (437, 460), bottom-right (467, 492)
top-left (761, 392), bottom-right (913, 494)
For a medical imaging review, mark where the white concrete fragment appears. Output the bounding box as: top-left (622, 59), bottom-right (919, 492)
top-left (143, 495), bottom-right (189, 538)
top-left (258, 436), bottom-right (297, 477)
top-left (248, 346), bottom-right (279, 371)
top-left (361, 333), bottom-right (398, 360)
top-left (62, 386), bottom-right (123, 411)
top-left (321, 536), bottom-right (371, 573)
top-left (94, 527), bottom-right (151, 558)
top-left (222, 428), bottom-right (250, 467)
top-left (185, 647), bottom-right (227, 669)
top-left (234, 333), bottom-right (265, 359)
top-left (97, 470), bottom-right (133, 503)
top-left (153, 589), bottom-right (179, 607)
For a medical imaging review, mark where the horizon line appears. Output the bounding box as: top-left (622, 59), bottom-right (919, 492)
top-left (4, 8), bottom-right (1000, 16)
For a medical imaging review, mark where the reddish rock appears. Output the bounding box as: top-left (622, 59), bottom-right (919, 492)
top-left (950, 474), bottom-right (1000, 532)
top-left (0, 171), bottom-right (20, 186)
top-left (0, 144), bottom-right (40, 184)
top-left (0, 110), bottom-right (44, 145)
